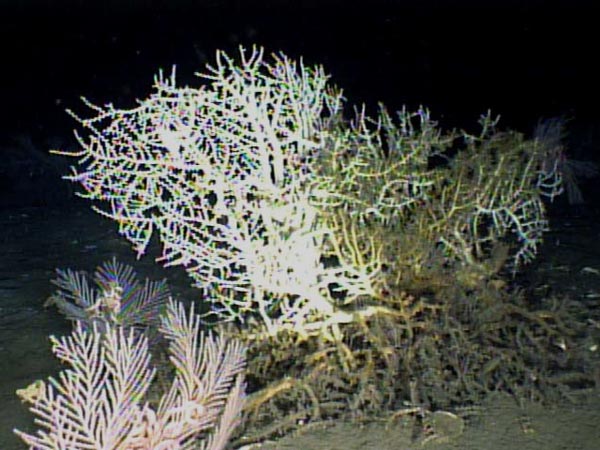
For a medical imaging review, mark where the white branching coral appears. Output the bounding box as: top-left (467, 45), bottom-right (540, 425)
top-left (54, 46), bottom-right (565, 337)
top-left (55, 46), bottom-right (376, 336)
top-left (15, 299), bottom-right (246, 450)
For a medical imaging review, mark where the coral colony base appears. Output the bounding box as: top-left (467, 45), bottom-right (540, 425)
top-left (15, 47), bottom-right (598, 448)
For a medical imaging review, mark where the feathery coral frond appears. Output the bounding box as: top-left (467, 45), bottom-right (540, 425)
top-left (45, 258), bottom-right (168, 333)
top-left (15, 323), bottom-right (154, 449)
top-left (15, 299), bottom-right (246, 450)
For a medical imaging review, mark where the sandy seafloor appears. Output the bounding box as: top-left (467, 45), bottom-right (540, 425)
top-left (1, 202), bottom-right (600, 450)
